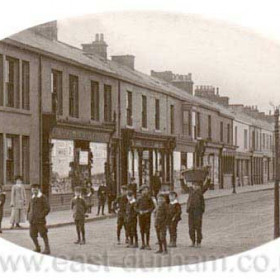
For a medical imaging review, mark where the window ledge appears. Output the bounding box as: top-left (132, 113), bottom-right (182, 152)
top-left (0, 106), bottom-right (31, 116)
top-left (126, 125), bottom-right (134, 129)
top-left (141, 127), bottom-right (148, 131)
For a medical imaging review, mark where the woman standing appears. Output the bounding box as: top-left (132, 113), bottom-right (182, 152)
top-left (10, 176), bottom-right (26, 229)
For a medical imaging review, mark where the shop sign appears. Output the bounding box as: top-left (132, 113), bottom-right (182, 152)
top-left (133, 139), bottom-right (165, 149)
top-left (52, 127), bottom-right (110, 142)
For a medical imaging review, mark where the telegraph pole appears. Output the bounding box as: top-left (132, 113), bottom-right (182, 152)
top-left (274, 108), bottom-right (280, 239)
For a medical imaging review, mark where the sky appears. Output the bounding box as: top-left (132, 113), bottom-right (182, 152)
top-left (57, 11), bottom-right (280, 113)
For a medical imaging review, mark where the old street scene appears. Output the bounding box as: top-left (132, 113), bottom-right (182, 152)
top-left (0, 18), bottom-right (278, 267)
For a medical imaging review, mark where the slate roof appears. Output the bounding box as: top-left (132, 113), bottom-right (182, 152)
top-left (3, 29), bottom-right (271, 127)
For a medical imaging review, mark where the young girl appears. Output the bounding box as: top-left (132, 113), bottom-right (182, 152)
top-left (10, 176), bottom-right (26, 229)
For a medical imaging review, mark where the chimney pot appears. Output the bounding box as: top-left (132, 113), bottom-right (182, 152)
top-left (100, 33), bottom-right (104, 41)
top-left (95, 34), bottom-right (99, 41)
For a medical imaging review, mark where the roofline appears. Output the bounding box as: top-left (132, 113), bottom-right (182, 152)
top-left (0, 37), bottom-right (261, 122)
top-left (2, 38), bottom-right (190, 102)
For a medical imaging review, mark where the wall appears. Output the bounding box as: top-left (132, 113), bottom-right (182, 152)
top-left (41, 56), bottom-right (119, 126)
top-left (0, 42), bottom-right (40, 187)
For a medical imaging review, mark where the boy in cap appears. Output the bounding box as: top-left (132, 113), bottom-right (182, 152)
top-left (125, 190), bottom-right (138, 248)
top-left (113, 185), bottom-right (129, 244)
top-left (27, 184), bottom-right (51, 254)
top-left (127, 177), bottom-right (137, 199)
top-left (0, 185), bottom-right (6, 233)
top-left (71, 186), bottom-right (87, 245)
top-left (168, 191), bottom-right (181, 247)
top-left (154, 193), bottom-right (169, 254)
top-left (135, 185), bottom-right (155, 250)
top-left (184, 175), bottom-right (211, 248)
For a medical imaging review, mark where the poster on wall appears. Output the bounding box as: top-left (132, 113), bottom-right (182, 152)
top-left (187, 152), bottom-right (194, 169)
top-left (79, 151), bottom-right (89, 165)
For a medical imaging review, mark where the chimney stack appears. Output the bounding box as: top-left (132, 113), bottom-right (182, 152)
top-left (81, 33), bottom-right (108, 60)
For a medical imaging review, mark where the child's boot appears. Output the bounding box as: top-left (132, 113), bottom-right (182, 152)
top-left (42, 235), bottom-right (51, 255)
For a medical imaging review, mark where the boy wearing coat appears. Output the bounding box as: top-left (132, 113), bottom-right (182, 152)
top-left (0, 185), bottom-right (6, 233)
top-left (168, 191), bottom-right (182, 247)
top-left (154, 193), bottom-right (169, 254)
top-left (125, 190), bottom-right (138, 248)
top-left (113, 185), bottom-right (129, 245)
top-left (183, 176), bottom-right (211, 247)
top-left (27, 184), bottom-right (51, 254)
top-left (71, 186), bottom-right (88, 245)
top-left (135, 185), bottom-right (155, 250)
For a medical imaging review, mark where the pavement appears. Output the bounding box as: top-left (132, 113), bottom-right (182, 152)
top-left (1, 183), bottom-right (273, 230)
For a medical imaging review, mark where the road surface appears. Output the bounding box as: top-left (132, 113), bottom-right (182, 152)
top-left (0, 189), bottom-right (274, 268)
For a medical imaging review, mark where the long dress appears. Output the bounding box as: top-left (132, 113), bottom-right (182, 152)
top-left (10, 184), bottom-right (27, 224)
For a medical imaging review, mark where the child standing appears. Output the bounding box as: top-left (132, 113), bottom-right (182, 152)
top-left (154, 194), bottom-right (169, 254)
top-left (0, 185), bottom-right (6, 233)
top-left (97, 181), bottom-right (107, 216)
top-left (27, 184), bottom-right (51, 254)
top-left (126, 190), bottom-right (138, 248)
top-left (184, 176), bottom-right (211, 248)
top-left (71, 186), bottom-right (87, 245)
top-left (113, 185), bottom-right (128, 245)
top-left (135, 185), bottom-right (155, 250)
top-left (168, 191), bottom-right (181, 247)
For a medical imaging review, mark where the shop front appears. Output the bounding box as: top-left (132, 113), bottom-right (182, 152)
top-left (42, 115), bottom-right (116, 208)
top-left (235, 152), bottom-right (251, 187)
top-left (203, 146), bottom-right (220, 189)
top-left (121, 129), bottom-right (176, 190)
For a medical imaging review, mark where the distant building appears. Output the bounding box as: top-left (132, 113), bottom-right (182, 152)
top-left (195, 86), bottom-right (229, 107)
top-left (151, 70), bottom-right (194, 95)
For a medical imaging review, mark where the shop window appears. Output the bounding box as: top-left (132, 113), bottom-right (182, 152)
top-left (51, 139), bottom-right (74, 193)
top-left (5, 57), bottom-right (19, 108)
top-left (22, 136), bottom-right (30, 184)
top-left (104, 84), bottom-right (112, 122)
top-left (6, 135), bottom-right (20, 183)
top-left (22, 61), bottom-right (30, 110)
top-left (91, 81), bottom-right (99, 121)
top-left (69, 75), bottom-right (79, 118)
top-left (155, 99), bottom-right (160, 130)
top-left (51, 70), bottom-right (63, 115)
top-left (126, 91), bottom-right (133, 126)
top-left (90, 142), bottom-right (107, 188)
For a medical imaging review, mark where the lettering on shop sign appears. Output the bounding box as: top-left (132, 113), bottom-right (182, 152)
top-left (51, 127), bottom-right (110, 142)
top-left (133, 139), bottom-right (165, 149)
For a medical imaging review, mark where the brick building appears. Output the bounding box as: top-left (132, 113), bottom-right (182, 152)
top-left (0, 37), bottom-right (41, 208)
top-left (0, 21), bottom-right (275, 214)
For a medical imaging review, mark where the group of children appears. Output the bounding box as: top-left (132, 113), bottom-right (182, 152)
top-left (0, 173), bottom-right (210, 255)
top-left (114, 185), bottom-right (182, 254)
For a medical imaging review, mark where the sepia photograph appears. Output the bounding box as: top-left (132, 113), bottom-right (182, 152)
top-left (1, 3), bottom-right (280, 274)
